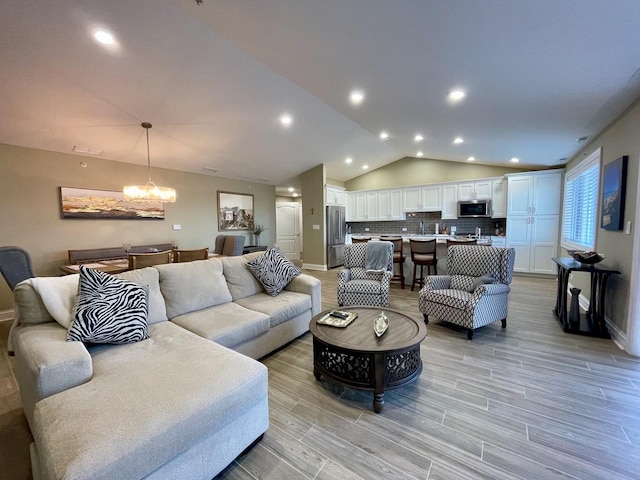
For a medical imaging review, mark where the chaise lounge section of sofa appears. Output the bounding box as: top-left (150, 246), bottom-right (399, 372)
top-left (9, 251), bottom-right (321, 480)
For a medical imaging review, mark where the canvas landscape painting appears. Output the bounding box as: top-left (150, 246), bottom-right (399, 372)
top-left (61, 187), bottom-right (165, 220)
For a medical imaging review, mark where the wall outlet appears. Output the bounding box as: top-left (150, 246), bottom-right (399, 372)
top-left (312, 224), bottom-right (320, 230)
top-left (364, 227), bottom-right (370, 231)
top-left (172, 224), bottom-right (182, 230)
top-left (402, 227), bottom-right (408, 232)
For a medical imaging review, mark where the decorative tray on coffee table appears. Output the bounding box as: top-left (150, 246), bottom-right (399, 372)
top-left (316, 310), bottom-right (358, 328)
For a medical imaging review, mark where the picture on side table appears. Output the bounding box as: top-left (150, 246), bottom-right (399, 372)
top-left (218, 191), bottom-right (254, 231)
top-left (60, 187), bottom-right (165, 220)
top-left (601, 155), bottom-right (628, 231)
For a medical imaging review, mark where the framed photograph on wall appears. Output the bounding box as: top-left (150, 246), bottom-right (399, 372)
top-left (217, 191), bottom-right (254, 231)
top-left (600, 155), bottom-right (628, 231)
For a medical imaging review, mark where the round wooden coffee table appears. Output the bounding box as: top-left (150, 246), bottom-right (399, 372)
top-left (309, 306), bottom-right (427, 413)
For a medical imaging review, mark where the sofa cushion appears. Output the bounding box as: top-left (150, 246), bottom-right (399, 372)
top-left (246, 247), bottom-right (301, 296)
top-left (116, 267), bottom-right (167, 324)
top-left (220, 252), bottom-right (265, 301)
top-left (170, 302), bottom-right (269, 349)
top-left (32, 322), bottom-right (268, 480)
top-left (67, 266), bottom-right (149, 345)
top-left (235, 291), bottom-right (312, 328)
top-left (155, 258), bottom-right (232, 318)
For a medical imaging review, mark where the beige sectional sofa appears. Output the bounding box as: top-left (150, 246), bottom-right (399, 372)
top-left (9, 252), bottom-right (321, 480)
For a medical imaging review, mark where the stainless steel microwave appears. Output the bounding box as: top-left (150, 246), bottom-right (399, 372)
top-left (458, 200), bottom-right (492, 218)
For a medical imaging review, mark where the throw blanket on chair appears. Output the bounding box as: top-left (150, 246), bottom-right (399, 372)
top-left (365, 241), bottom-right (390, 273)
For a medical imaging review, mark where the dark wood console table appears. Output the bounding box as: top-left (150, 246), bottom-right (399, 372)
top-left (552, 257), bottom-right (620, 338)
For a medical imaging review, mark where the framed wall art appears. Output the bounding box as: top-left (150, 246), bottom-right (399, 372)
top-left (217, 191), bottom-right (254, 231)
top-left (600, 155), bottom-right (628, 231)
top-left (60, 187), bottom-right (165, 220)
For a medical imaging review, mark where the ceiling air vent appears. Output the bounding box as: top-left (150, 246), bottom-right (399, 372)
top-left (202, 167), bottom-right (219, 173)
top-left (576, 136), bottom-right (589, 143)
top-left (256, 177), bottom-right (270, 183)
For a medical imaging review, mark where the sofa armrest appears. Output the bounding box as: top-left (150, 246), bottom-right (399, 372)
top-left (473, 283), bottom-right (510, 297)
top-left (285, 273), bottom-right (322, 315)
top-left (13, 323), bottom-right (93, 424)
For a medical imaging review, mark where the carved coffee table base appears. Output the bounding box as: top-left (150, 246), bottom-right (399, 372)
top-left (311, 312), bottom-right (425, 413)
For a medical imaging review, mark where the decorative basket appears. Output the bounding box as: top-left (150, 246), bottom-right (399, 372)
top-left (568, 250), bottom-right (605, 265)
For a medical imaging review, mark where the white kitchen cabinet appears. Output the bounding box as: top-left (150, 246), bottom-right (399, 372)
top-left (491, 177), bottom-right (507, 218)
top-left (506, 169), bottom-right (563, 274)
top-left (378, 188), bottom-right (404, 220)
top-left (353, 191), bottom-right (368, 221)
top-left (441, 183), bottom-right (458, 220)
top-left (366, 190), bottom-right (379, 220)
top-left (506, 170), bottom-right (562, 216)
top-left (346, 192), bottom-right (355, 222)
top-left (403, 185), bottom-right (442, 212)
top-left (326, 185), bottom-right (345, 206)
top-left (458, 180), bottom-right (493, 201)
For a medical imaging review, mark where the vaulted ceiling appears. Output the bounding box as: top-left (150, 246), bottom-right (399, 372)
top-left (1, 1), bottom-right (639, 197)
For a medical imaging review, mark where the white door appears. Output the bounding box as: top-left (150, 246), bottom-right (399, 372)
top-left (276, 202), bottom-right (301, 260)
top-left (530, 214), bottom-right (559, 274)
top-left (506, 216), bottom-right (532, 273)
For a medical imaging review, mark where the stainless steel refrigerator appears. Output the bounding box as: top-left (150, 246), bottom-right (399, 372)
top-left (326, 205), bottom-right (346, 268)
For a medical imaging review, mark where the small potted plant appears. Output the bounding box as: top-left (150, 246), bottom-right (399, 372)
top-left (253, 223), bottom-right (267, 245)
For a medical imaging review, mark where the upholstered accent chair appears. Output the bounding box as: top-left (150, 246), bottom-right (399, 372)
top-left (0, 246), bottom-right (34, 290)
top-left (213, 235), bottom-right (246, 256)
top-left (337, 241), bottom-right (394, 307)
top-left (419, 245), bottom-right (515, 339)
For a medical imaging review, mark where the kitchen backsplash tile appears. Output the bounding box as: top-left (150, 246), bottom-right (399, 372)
top-left (348, 212), bottom-right (506, 236)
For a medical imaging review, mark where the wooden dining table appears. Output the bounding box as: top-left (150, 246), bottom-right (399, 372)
top-left (59, 259), bottom-right (129, 275)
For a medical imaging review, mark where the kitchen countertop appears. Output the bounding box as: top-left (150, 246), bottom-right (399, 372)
top-left (346, 234), bottom-right (503, 245)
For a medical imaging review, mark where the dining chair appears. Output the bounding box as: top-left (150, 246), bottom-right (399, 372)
top-left (0, 246), bottom-right (35, 290)
top-left (128, 250), bottom-right (173, 270)
top-left (380, 236), bottom-right (405, 289)
top-left (409, 239), bottom-right (437, 291)
top-left (173, 247), bottom-right (209, 263)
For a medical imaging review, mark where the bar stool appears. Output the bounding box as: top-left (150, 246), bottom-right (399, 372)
top-left (351, 237), bottom-right (371, 243)
top-left (381, 236), bottom-right (405, 289)
top-left (409, 239), bottom-right (437, 291)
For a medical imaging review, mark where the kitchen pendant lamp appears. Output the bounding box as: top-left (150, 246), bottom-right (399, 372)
top-left (123, 122), bottom-right (176, 203)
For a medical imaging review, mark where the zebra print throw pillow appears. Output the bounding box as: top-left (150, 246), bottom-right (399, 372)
top-left (67, 266), bottom-right (149, 344)
top-left (246, 247), bottom-right (301, 296)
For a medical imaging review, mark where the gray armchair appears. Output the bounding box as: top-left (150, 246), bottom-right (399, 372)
top-left (337, 241), bottom-right (394, 307)
top-left (419, 245), bottom-right (515, 339)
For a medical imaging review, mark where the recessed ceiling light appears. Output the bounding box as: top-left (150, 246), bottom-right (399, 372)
top-left (453, 137), bottom-right (464, 144)
top-left (467, 156), bottom-right (475, 162)
top-left (292, 193), bottom-right (298, 197)
top-left (510, 157), bottom-right (520, 163)
top-left (448, 89), bottom-right (466, 102)
top-left (288, 187), bottom-right (294, 192)
top-left (379, 131), bottom-right (389, 140)
top-left (362, 164), bottom-right (369, 170)
top-left (345, 157), bottom-right (353, 164)
top-left (417, 151), bottom-right (424, 157)
top-left (414, 134), bottom-right (424, 142)
top-left (349, 90), bottom-right (365, 105)
top-left (93, 29), bottom-right (115, 45)
top-left (279, 113), bottom-right (293, 127)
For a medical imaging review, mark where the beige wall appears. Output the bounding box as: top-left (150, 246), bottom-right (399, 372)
top-left (346, 157), bottom-right (530, 191)
top-left (301, 164), bottom-right (325, 267)
top-left (0, 143), bottom-right (275, 311)
top-left (563, 97), bottom-right (640, 334)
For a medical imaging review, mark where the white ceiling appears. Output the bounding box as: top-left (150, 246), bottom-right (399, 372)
top-left (1, 1), bottom-right (640, 197)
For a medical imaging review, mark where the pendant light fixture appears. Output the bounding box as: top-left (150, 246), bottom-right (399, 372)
top-left (123, 122), bottom-right (176, 202)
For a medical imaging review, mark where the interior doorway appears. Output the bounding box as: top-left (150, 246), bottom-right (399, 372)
top-left (276, 202), bottom-right (302, 261)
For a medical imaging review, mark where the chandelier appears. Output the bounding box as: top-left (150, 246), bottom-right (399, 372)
top-left (123, 122), bottom-right (176, 203)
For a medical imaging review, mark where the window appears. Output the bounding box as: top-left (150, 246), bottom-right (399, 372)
top-left (561, 148), bottom-right (601, 251)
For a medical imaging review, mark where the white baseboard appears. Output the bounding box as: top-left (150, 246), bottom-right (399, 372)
top-left (303, 263), bottom-right (327, 271)
top-left (0, 309), bottom-right (14, 323)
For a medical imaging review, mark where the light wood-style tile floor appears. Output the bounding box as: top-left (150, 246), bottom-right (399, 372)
top-left (2, 270), bottom-right (640, 480)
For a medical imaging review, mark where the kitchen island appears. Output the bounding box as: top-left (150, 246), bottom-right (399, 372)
top-left (346, 234), bottom-right (505, 285)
